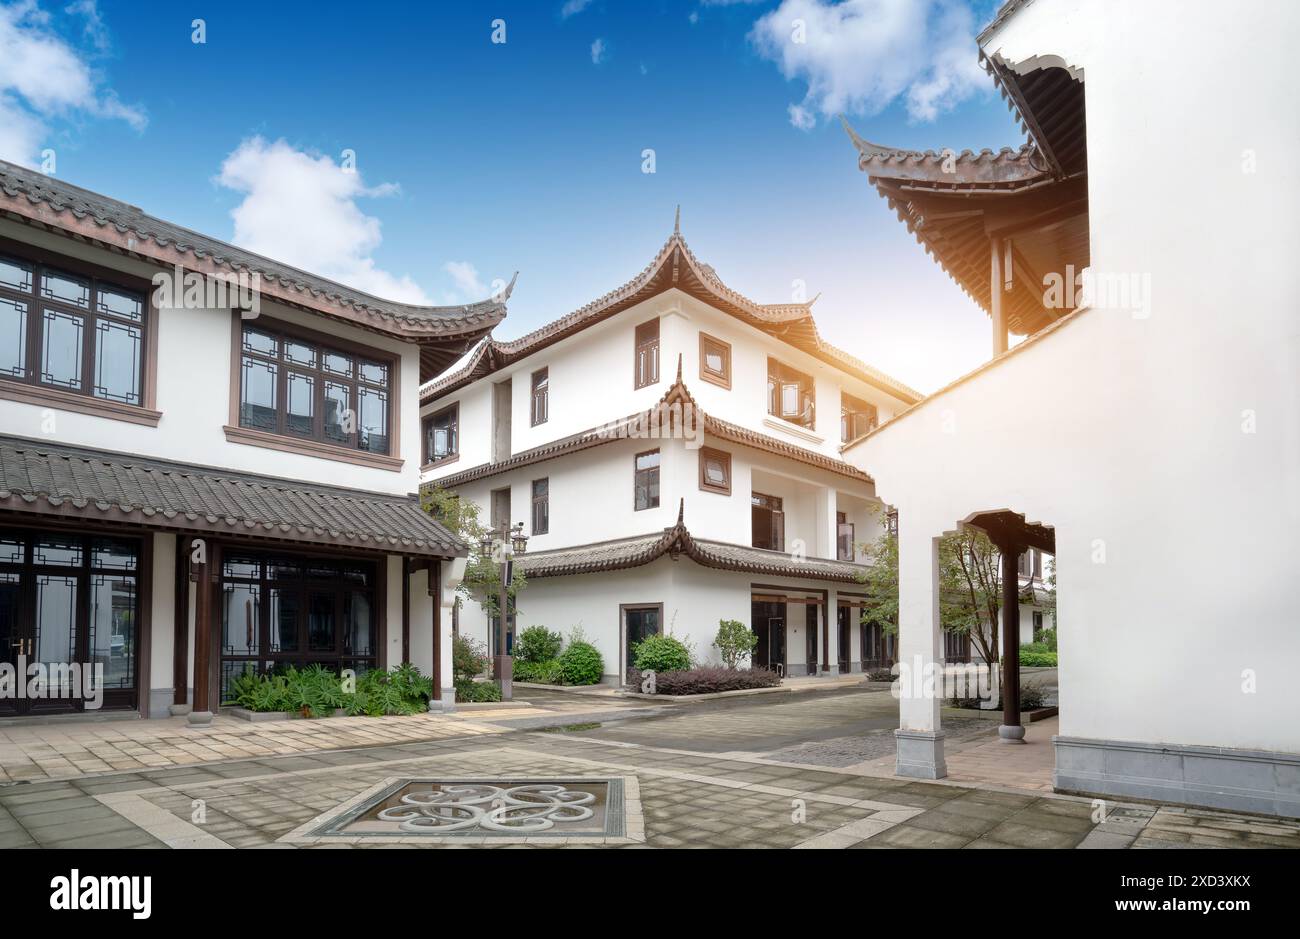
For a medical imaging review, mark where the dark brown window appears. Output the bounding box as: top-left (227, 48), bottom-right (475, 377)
top-left (698, 446), bottom-right (731, 495)
top-left (840, 392), bottom-right (878, 442)
top-left (634, 449), bottom-right (660, 510)
top-left (767, 357), bottom-right (815, 429)
top-left (886, 510), bottom-right (898, 537)
top-left (423, 403), bottom-right (458, 465)
top-left (634, 318), bottom-right (660, 389)
top-left (752, 492), bottom-right (785, 551)
top-left (0, 249), bottom-right (147, 407)
top-left (239, 322), bottom-right (393, 454)
top-left (531, 367), bottom-right (549, 426)
top-left (531, 478), bottom-right (549, 535)
top-left (218, 551), bottom-right (378, 703)
top-left (837, 511), bottom-right (855, 562)
top-left (699, 332), bottom-right (731, 388)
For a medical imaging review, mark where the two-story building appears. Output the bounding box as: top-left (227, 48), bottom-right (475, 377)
top-left (0, 159), bottom-right (499, 722)
top-left (420, 218), bottom-right (921, 683)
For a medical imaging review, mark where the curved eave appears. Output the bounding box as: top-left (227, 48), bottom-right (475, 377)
top-left (0, 161), bottom-right (511, 354)
top-left (422, 223), bottom-right (919, 405)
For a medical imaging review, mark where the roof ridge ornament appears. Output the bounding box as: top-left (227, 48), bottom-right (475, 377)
top-left (673, 204), bottom-right (681, 236)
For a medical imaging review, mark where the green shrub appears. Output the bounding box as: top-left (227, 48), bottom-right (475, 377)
top-left (453, 634), bottom-right (491, 682)
top-left (1035, 626), bottom-right (1057, 651)
top-left (632, 634), bottom-right (691, 673)
top-left (227, 663), bottom-right (434, 717)
top-left (455, 679), bottom-right (503, 702)
top-left (866, 667), bottom-right (896, 682)
top-left (1019, 649), bottom-right (1058, 667)
top-left (712, 619), bottom-right (757, 669)
top-left (514, 658), bottom-right (563, 685)
top-left (559, 640), bottom-right (604, 686)
top-left (516, 626), bottom-right (563, 664)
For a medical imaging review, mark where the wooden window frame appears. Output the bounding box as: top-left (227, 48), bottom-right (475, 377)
top-left (531, 477), bottom-right (549, 535)
top-left (766, 356), bottom-right (816, 429)
top-left (698, 446), bottom-right (732, 495)
top-left (423, 402), bottom-right (460, 469)
top-left (530, 367), bottom-right (549, 426)
top-left (0, 237), bottom-right (161, 426)
top-left (633, 448), bottom-right (661, 511)
top-left (634, 318), bottom-right (660, 390)
top-left (225, 313), bottom-right (402, 471)
top-left (751, 491), bottom-right (785, 552)
top-left (836, 510), bottom-right (856, 562)
top-left (840, 391), bottom-right (879, 443)
top-left (698, 332), bottom-right (731, 389)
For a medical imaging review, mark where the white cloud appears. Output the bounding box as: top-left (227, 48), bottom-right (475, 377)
top-left (590, 37), bottom-right (607, 65)
top-left (0, 0), bottom-right (145, 165)
top-left (560, 0), bottom-right (594, 19)
top-left (216, 137), bottom-right (430, 303)
top-left (442, 261), bottom-right (485, 300)
top-left (750, 0), bottom-right (984, 127)
top-left (788, 102), bottom-right (816, 130)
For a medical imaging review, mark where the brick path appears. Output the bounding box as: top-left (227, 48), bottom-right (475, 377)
top-left (2, 687), bottom-right (1297, 849)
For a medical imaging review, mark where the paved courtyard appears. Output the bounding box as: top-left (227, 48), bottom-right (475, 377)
top-left (1, 686), bottom-right (1297, 849)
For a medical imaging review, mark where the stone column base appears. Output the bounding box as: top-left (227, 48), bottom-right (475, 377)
top-left (186, 710), bottom-right (213, 726)
top-left (999, 724), bottom-right (1026, 743)
top-left (428, 691), bottom-right (457, 714)
top-left (896, 729), bottom-right (947, 779)
top-left (168, 703), bottom-right (192, 717)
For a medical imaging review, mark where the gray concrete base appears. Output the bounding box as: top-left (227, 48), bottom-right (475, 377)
top-left (999, 724), bottom-right (1026, 743)
top-left (428, 690), bottom-right (457, 714)
top-left (167, 703), bottom-right (191, 717)
top-left (895, 729), bottom-right (947, 779)
top-left (148, 688), bottom-right (175, 719)
top-left (186, 710), bottom-right (214, 726)
top-left (1054, 735), bottom-right (1300, 819)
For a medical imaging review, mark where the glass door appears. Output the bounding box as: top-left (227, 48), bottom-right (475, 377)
top-left (0, 530), bottom-right (140, 716)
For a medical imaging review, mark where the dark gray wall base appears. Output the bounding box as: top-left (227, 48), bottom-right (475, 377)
top-left (1054, 735), bottom-right (1300, 819)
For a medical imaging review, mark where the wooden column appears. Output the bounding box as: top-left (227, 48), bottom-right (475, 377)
top-left (189, 542), bottom-right (213, 720)
top-left (427, 560), bottom-right (442, 701)
top-left (990, 236), bottom-right (1008, 356)
top-left (172, 537), bottom-right (190, 706)
top-left (401, 558), bottom-right (411, 666)
top-left (999, 544), bottom-right (1024, 742)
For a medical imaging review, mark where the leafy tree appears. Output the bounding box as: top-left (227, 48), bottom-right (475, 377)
top-left (857, 525), bottom-right (1006, 664)
top-left (713, 618), bottom-right (758, 669)
top-left (422, 485), bottom-right (526, 619)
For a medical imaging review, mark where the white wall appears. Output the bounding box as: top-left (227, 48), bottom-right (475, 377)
top-left (421, 287), bottom-right (914, 479)
top-left (849, 0), bottom-right (1300, 754)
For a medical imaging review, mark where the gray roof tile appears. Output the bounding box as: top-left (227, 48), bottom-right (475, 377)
top-left (0, 435), bottom-right (464, 558)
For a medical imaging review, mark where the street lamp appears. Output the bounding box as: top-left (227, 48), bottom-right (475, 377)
top-left (480, 522), bottom-right (527, 700)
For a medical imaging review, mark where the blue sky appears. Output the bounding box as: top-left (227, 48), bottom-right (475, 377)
top-left (0, 0), bottom-right (1020, 393)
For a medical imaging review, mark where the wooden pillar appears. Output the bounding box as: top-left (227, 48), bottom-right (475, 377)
top-left (401, 558), bottom-right (411, 666)
top-left (427, 560), bottom-right (442, 701)
top-left (999, 545), bottom-right (1024, 742)
top-left (189, 540), bottom-right (213, 722)
top-left (990, 236), bottom-right (1008, 356)
top-left (172, 537), bottom-right (190, 706)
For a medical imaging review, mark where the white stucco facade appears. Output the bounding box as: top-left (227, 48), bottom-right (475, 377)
top-left (0, 194), bottom-right (475, 720)
top-left (422, 246), bottom-right (918, 682)
top-left (843, 0), bottom-right (1300, 815)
